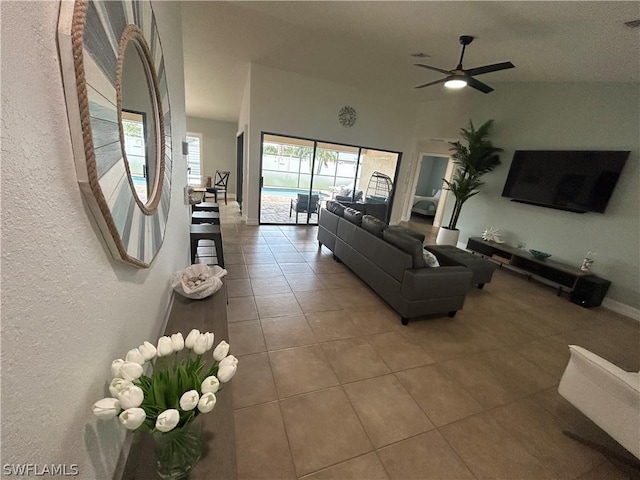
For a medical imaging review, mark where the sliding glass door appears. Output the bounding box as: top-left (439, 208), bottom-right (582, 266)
top-left (259, 133), bottom-right (400, 225)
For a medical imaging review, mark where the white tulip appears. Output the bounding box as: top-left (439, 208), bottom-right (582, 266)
top-left (204, 332), bottom-right (215, 351)
top-left (171, 333), bottom-right (185, 352)
top-left (179, 390), bottom-right (199, 411)
top-left (118, 385), bottom-right (144, 409)
top-left (119, 407), bottom-right (146, 430)
top-left (156, 336), bottom-right (174, 357)
top-left (109, 378), bottom-right (133, 397)
top-left (125, 348), bottom-right (145, 365)
top-left (201, 375), bottom-right (220, 394)
top-left (111, 359), bottom-right (124, 377)
top-left (184, 329), bottom-right (200, 349)
top-left (139, 341), bottom-right (157, 361)
top-left (217, 363), bottom-right (237, 383)
top-left (156, 409), bottom-right (180, 432)
top-left (219, 355), bottom-right (238, 368)
top-left (92, 398), bottom-right (121, 419)
top-left (120, 361), bottom-right (144, 381)
top-left (197, 392), bottom-right (216, 413)
top-left (212, 341), bottom-right (230, 361)
top-left (193, 334), bottom-right (209, 355)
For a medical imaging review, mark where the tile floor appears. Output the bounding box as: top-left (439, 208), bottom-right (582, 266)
top-left (208, 203), bottom-right (640, 480)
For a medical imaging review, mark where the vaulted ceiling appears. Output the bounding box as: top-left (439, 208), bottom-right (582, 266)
top-left (182, 1), bottom-right (640, 122)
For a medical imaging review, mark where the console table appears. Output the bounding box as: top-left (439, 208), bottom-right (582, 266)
top-left (466, 237), bottom-right (610, 303)
top-left (121, 285), bottom-right (237, 480)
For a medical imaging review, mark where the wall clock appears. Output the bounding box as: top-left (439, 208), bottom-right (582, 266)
top-left (58, 0), bottom-right (172, 268)
top-left (338, 106), bottom-right (357, 127)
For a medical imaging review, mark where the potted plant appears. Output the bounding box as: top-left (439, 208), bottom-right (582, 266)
top-left (436, 119), bottom-right (503, 246)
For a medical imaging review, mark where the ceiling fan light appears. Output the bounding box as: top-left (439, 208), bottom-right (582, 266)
top-left (444, 78), bottom-right (467, 89)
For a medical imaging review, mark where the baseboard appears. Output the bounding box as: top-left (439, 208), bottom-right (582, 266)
top-left (601, 297), bottom-right (640, 322)
top-left (246, 217), bottom-right (259, 226)
top-left (112, 291), bottom-right (176, 480)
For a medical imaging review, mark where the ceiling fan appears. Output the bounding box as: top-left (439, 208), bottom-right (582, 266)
top-left (414, 35), bottom-right (514, 93)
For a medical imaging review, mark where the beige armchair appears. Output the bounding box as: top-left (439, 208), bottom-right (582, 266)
top-left (558, 345), bottom-right (640, 461)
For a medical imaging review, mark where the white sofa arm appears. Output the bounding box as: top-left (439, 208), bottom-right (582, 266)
top-left (558, 345), bottom-right (640, 459)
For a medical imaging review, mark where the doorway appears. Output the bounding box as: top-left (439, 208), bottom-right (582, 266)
top-left (259, 133), bottom-right (401, 225)
top-left (407, 154), bottom-right (451, 227)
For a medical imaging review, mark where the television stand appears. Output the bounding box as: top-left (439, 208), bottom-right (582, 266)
top-left (466, 237), bottom-right (610, 305)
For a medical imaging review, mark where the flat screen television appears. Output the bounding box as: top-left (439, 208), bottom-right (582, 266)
top-left (501, 150), bottom-right (630, 213)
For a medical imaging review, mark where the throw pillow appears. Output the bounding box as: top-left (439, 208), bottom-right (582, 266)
top-left (326, 201), bottom-right (346, 217)
top-left (422, 249), bottom-right (440, 268)
top-left (343, 207), bottom-right (363, 226)
top-left (383, 229), bottom-right (425, 268)
top-left (361, 215), bottom-right (388, 238)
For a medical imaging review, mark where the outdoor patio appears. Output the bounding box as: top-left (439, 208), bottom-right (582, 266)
top-left (260, 193), bottom-right (323, 224)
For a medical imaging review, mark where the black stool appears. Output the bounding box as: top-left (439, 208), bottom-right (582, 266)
top-left (192, 202), bottom-right (219, 212)
top-left (190, 224), bottom-right (224, 267)
top-left (191, 211), bottom-right (220, 225)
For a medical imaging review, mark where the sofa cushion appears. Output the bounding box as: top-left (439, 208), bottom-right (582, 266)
top-left (326, 201), bottom-right (346, 217)
top-left (344, 207), bottom-right (363, 226)
top-left (383, 229), bottom-right (425, 268)
top-left (386, 225), bottom-right (426, 244)
top-left (422, 249), bottom-right (440, 268)
top-left (361, 215), bottom-right (388, 238)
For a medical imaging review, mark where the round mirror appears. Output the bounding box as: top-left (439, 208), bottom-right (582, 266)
top-left (59, 0), bottom-right (172, 268)
top-left (117, 26), bottom-right (164, 213)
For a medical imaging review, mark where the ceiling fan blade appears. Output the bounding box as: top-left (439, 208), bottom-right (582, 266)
top-left (414, 77), bottom-right (447, 89)
top-left (465, 61), bottom-right (515, 76)
top-left (466, 77), bottom-right (494, 94)
top-left (414, 63), bottom-right (453, 75)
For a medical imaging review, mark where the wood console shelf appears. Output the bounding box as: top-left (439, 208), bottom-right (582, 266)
top-left (466, 237), bottom-right (610, 304)
top-left (121, 285), bottom-right (237, 480)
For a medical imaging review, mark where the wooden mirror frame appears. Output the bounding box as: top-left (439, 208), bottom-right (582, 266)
top-left (58, 0), bottom-right (172, 268)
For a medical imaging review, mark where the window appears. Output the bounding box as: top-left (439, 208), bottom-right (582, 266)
top-left (186, 133), bottom-right (202, 186)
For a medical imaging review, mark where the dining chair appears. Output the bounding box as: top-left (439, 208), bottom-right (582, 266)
top-left (205, 170), bottom-right (230, 205)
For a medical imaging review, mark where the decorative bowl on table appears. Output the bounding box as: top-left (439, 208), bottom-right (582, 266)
top-left (529, 249), bottom-right (552, 260)
top-left (171, 264), bottom-right (227, 299)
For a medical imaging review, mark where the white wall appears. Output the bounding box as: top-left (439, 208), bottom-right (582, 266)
top-left (457, 83), bottom-right (639, 309)
top-left (186, 116), bottom-right (237, 194)
top-left (243, 64), bottom-right (418, 225)
top-left (0, 2), bottom-right (188, 479)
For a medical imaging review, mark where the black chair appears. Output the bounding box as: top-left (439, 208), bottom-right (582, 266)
top-left (290, 193), bottom-right (319, 222)
top-left (205, 170), bottom-right (230, 205)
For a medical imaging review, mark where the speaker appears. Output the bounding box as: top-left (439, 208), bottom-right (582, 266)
top-left (570, 275), bottom-right (611, 308)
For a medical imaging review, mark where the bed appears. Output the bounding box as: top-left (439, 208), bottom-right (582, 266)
top-left (411, 193), bottom-right (440, 217)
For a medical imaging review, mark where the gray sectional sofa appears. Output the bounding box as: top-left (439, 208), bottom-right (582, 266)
top-left (318, 203), bottom-right (473, 325)
top-left (425, 245), bottom-right (498, 289)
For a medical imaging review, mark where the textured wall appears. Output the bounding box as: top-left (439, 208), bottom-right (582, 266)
top-left (1, 2), bottom-right (188, 478)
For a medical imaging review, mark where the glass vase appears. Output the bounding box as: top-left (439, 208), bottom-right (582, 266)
top-left (152, 418), bottom-right (203, 480)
